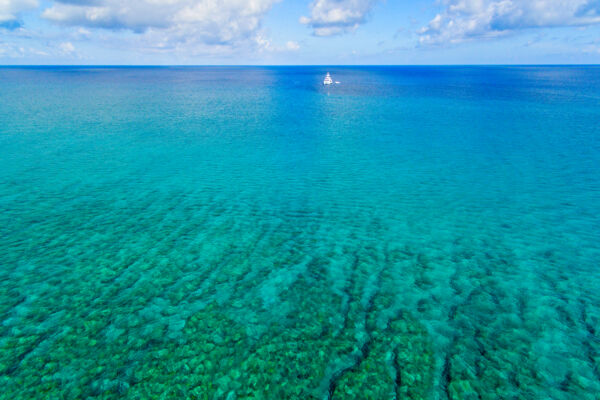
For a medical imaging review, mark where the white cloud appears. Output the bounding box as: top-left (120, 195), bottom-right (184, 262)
top-left (42, 0), bottom-right (280, 47)
top-left (58, 41), bottom-right (75, 54)
top-left (0, 0), bottom-right (38, 25)
top-left (419, 0), bottom-right (600, 44)
top-left (252, 35), bottom-right (300, 53)
top-left (286, 40), bottom-right (300, 50)
top-left (300, 0), bottom-right (378, 36)
top-left (0, 41), bottom-right (51, 58)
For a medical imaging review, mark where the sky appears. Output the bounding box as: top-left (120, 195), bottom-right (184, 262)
top-left (1, 0), bottom-right (600, 65)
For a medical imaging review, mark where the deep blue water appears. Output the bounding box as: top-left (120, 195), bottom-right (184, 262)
top-left (1, 66), bottom-right (599, 399)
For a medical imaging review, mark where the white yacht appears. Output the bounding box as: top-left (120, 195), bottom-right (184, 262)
top-left (323, 72), bottom-right (333, 85)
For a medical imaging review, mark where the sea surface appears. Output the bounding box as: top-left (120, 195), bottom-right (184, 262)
top-left (1, 66), bottom-right (599, 399)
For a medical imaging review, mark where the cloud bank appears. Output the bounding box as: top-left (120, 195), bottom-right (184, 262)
top-left (0, 0), bottom-right (38, 26)
top-left (42, 0), bottom-right (280, 47)
top-left (419, 0), bottom-right (600, 44)
top-left (300, 0), bottom-right (378, 36)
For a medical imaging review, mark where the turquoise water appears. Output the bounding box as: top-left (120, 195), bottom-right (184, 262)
top-left (1, 66), bottom-right (599, 399)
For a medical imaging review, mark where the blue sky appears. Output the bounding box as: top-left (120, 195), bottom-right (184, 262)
top-left (2, 0), bottom-right (600, 64)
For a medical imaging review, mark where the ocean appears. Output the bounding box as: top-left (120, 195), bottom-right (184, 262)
top-left (1, 66), bottom-right (599, 399)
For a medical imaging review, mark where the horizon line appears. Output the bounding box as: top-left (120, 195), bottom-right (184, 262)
top-left (1, 64), bottom-right (600, 68)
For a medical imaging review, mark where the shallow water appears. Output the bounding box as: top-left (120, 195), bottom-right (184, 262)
top-left (1, 66), bottom-right (599, 399)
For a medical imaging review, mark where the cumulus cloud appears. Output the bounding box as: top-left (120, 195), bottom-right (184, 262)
top-left (300, 0), bottom-right (378, 36)
top-left (58, 41), bottom-right (75, 54)
top-left (42, 0), bottom-right (280, 47)
top-left (419, 0), bottom-right (600, 44)
top-left (0, 0), bottom-right (38, 27)
top-left (286, 40), bottom-right (300, 50)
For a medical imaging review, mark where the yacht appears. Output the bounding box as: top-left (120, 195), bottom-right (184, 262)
top-left (323, 72), bottom-right (333, 85)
